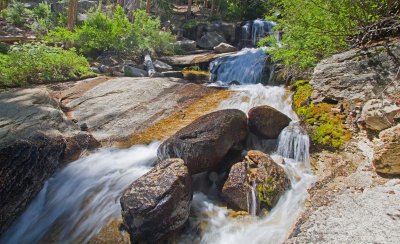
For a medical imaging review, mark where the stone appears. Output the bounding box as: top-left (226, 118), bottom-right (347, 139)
top-left (373, 124), bottom-right (400, 175)
top-left (359, 99), bottom-right (400, 131)
top-left (175, 39), bottom-right (197, 52)
top-left (99, 65), bottom-right (111, 73)
top-left (159, 52), bottom-right (235, 67)
top-left (120, 158), bottom-right (192, 243)
top-left (158, 109), bottom-right (248, 174)
top-left (213, 42), bottom-right (238, 53)
top-left (0, 133), bottom-right (66, 235)
top-left (161, 71), bottom-right (184, 78)
top-left (153, 60), bottom-right (173, 72)
top-left (310, 41), bottom-right (400, 102)
top-left (221, 150), bottom-right (290, 214)
top-left (248, 105), bottom-right (292, 139)
top-left (66, 77), bottom-right (216, 143)
top-left (61, 133), bottom-right (100, 163)
top-left (90, 67), bottom-right (100, 74)
top-left (197, 32), bottom-right (226, 50)
top-left (123, 65), bottom-right (147, 77)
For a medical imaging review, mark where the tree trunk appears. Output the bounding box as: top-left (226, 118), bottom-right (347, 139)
top-left (67, 0), bottom-right (78, 31)
top-left (211, 0), bottom-right (216, 15)
top-left (146, 0), bottom-right (151, 13)
top-left (186, 0), bottom-right (193, 19)
top-left (144, 54), bottom-right (156, 77)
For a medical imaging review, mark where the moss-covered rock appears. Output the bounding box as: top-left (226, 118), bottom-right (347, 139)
top-left (293, 80), bottom-right (352, 149)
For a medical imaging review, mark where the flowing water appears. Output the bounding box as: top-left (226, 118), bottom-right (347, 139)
top-left (1, 47), bottom-right (315, 244)
top-left (0, 143), bottom-right (160, 244)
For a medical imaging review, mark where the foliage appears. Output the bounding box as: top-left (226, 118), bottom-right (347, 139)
top-left (257, 176), bottom-right (276, 209)
top-left (45, 6), bottom-right (175, 57)
top-left (1, 1), bottom-right (32, 26)
top-left (293, 80), bottom-right (351, 148)
top-left (224, 0), bottom-right (276, 21)
top-left (0, 43), bottom-right (94, 88)
top-left (262, 0), bottom-right (398, 69)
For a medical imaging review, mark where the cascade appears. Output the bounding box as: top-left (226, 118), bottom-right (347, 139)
top-left (2, 21), bottom-right (315, 244)
top-left (241, 19), bottom-right (277, 47)
top-left (0, 143), bottom-right (159, 244)
top-left (209, 48), bottom-right (274, 85)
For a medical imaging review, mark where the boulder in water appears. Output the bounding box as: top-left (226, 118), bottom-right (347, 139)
top-left (0, 133), bottom-right (66, 234)
top-left (198, 32), bottom-right (226, 50)
top-left (158, 109), bottom-right (248, 174)
top-left (213, 43), bottom-right (238, 53)
top-left (373, 124), bottom-right (400, 176)
top-left (221, 150), bottom-right (290, 214)
top-left (120, 158), bottom-right (192, 243)
top-left (248, 105), bottom-right (291, 139)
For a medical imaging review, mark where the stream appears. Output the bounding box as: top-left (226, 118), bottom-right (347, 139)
top-left (1, 47), bottom-right (315, 244)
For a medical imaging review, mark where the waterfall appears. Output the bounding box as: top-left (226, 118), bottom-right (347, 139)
top-left (241, 19), bottom-right (277, 47)
top-left (248, 181), bottom-right (257, 216)
top-left (0, 142), bottom-right (160, 244)
top-left (209, 48), bottom-right (274, 85)
top-left (277, 122), bottom-right (310, 166)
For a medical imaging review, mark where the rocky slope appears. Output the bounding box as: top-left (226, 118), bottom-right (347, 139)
top-left (288, 38), bottom-right (400, 243)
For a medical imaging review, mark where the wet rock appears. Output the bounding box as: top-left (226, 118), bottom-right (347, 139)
top-left (221, 150), bottom-right (290, 214)
top-left (213, 43), bottom-right (238, 53)
top-left (248, 105), bottom-right (291, 139)
top-left (0, 133), bottom-right (66, 235)
top-left (123, 65), bottom-right (147, 77)
top-left (359, 99), bottom-right (400, 131)
top-left (158, 109), bottom-right (248, 174)
top-left (310, 41), bottom-right (400, 102)
top-left (175, 39), bottom-right (197, 52)
top-left (120, 158), bottom-right (192, 243)
top-left (153, 60), bottom-right (173, 72)
top-left (62, 133), bottom-right (100, 163)
top-left (373, 124), bottom-right (400, 175)
top-left (198, 32), bottom-right (226, 50)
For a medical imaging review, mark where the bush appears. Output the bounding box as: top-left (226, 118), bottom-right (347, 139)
top-left (45, 6), bottom-right (175, 57)
top-left (0, 43), bottom-right (94, 88)
top-left (262, 0), bottom-right (398, 70)
top-left (1, 1), bottom-right (32, 26)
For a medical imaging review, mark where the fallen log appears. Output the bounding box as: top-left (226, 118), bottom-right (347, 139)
top-left (144, 53), bottom-right (157, 77)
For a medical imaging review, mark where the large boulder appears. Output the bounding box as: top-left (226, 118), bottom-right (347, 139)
top-left (373, 124), bottom-right (400, 175)
top-left (221, 150), bottom-right (290, 214)
top-left (213, 43), bottom-right (238, 53)
top-left (158, 109), bottom-right (248, 174)
top-left (359, 99), bottom-right (400, 131)
top-left (310, 41), bottom-right (400, 102)
top-left (198, 32), bottom-right (226, 50)
top-left (248, 105), bottom-right (292, 139)
top-left (120, 158), bottom-right (192, 243)
top-left (123, 65), bottom-right (147, 77)
top-left (175, 39), bottom-right (197, 52)
top-left (153, 60), bottom-right (173, 72)
top-left (0, 133), bottom-right (66, 235)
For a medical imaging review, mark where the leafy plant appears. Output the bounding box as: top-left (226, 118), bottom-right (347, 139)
top-left (1, 1), bottom-right (32, 26)
top-left (0, 43), bottom-right (94, 88)
top-left (45, 6), bottom-right (175, 57)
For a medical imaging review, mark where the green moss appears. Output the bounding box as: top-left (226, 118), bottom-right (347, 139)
top-left (292, 80), bottom-right (352, 149)
top-left (257, 176), bottom-right (276, 209)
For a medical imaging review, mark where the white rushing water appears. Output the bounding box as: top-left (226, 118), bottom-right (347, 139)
top-left (0, 142), bottom-right (159, 244)
top-left (2, 47), bottom-right (314, 244)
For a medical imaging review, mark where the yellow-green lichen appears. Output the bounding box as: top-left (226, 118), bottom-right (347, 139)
top-left (293, 80), bottom-right (352, 149)
top-left (257, 176), bottom-right (276, 209)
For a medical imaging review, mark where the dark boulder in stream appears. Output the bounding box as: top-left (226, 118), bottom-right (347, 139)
top-left (157, 109), bottom-right (248, 174)
top-left (120, 158), bottom-right (192, 243)
top-left (0, 133), bottom-right (66, 234)
top-left (222, 150), bottom-right (290, 214)
top-left (248, 105), bottom-right (291, 139)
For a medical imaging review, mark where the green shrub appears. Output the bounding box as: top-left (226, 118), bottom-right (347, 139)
top-left (0, 43), bottom-right (94, 88)
top-left (45, 6), bottom-right (175, 57)
top-left (1, 1), bottom-right (32, 26)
